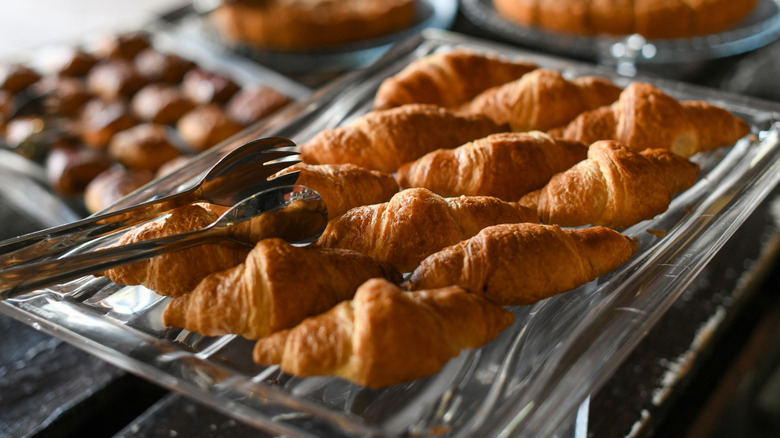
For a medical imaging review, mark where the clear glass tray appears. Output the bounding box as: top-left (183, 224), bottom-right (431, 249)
top-left (3, 29), bottom-right (780, 437)
top-left (462, 0), bottom-right (780, 66)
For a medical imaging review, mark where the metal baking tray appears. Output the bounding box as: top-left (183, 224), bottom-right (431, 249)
top-left (3, 29), bottom-right (780, 437)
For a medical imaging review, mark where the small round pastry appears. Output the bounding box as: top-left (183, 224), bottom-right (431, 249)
top-left (176, 104), bottom-right (244, 152)
top-left (155, 154), bottom-right (193, 178)
top-left (0, 64), bottom-right (41, 94)
top-left (86, 59), bottom-right (148, 100)
top-left (131, 83), bottom-right (195, 124)
top-left (211, 0), bottom-right (417, 51)
top-left (108, 123), bottom-right (182, 172)
top-left (133, 48), bottom-right (196, 83)
top-left (225, 85), bottom-right (291, 126)
top-left (34, 76), bottom-right (94, 117)
top-left (95, 31), bottom-right (152, 61)
top-left (0, 90), bottom-right (13, 127)
top-left (84, 165), bottom-right (154, 214)
top-left (51, 48), bottom-right (98, 77)
top-left (79, 98), bottom-right (140, 148)
top-left (45, 145), bottom-right (113, 196)
top-left (180, 68), bottom-right (240, 104)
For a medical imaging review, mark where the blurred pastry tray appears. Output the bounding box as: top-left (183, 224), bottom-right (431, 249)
top-left (462, 0), bottom-right (780, 66)
top-left (170, 0), bottom-right (459, 74)
top-left (0, 18), bottom-right (311, 221)
top-left (4, 29), bottom-right (780, 438)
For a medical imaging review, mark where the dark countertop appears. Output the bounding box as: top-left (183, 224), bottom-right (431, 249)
top-left (2, 4), bottom-right (780, 438)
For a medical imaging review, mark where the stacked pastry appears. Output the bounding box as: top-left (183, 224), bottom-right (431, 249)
top-left (105, 49), bottom-right (750, 389)
top-left (1, 31), bottom-right (292, 214)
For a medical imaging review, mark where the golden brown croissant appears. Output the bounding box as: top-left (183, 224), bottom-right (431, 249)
top-left (395, 131), bottom-right (588, 201)
top-left (313, 187), bottom-right (538, 273)
top-left (520, 141), bottom-right (699, 229)
top-left (404, 222), bottom-right (637, 306)
top-left (299, 104), bottom-right (508, 173)
top-left (455, 69), bottom-right (622, 131)
top-left (373, 49), bottom-right (537, 110)
top-left (102, 204), bottom-right (249, 297)
top-left (273, 162), bottom-right (399, 219)
top-left (252, 278), bottom-right (514, 389)
top-left (549, 81), bottom-right (750, 157)
top-left (162, 238), bottom-right (402, 339)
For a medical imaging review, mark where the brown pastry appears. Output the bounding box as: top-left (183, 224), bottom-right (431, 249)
top-left (313, 187), bottom-right (538, 273)
top-left (86, 59), bottom-right (148, 100)
top-left (79, 98), bottom-right (139, 149)
top-left (176, 104), bottom-right (245, 152)
top-left (455, 69), bottom-right (623, 132)
top-left (108, 123), bottom-right (181, 172)
top-left (34, 76), bottom-right (93, 116)
top-left (131, 83), bottom-right (195, 124)
top-left (549, 81), bottom-right (750, 157)
top-left (50, 47), bottom-right (97, 77)
top-left (405, 222), bottom-right (637, 306)
top-left (273, 162), bottom-right (400, 219)
top-left (102, 204), bottom-right (250, 297)
top-left (83, 165), bottom-right (153, 214)
top-left (211, 0), bottom-right (416, 51)
top-left (493, 0), bottom-right (758, 39)
top-left (300, 104), bottom-right (508, 172)
top-left (253, 278), bottom-right (514, 389)
top-left (95, 31), bottom-right (152, 60)
top-left (373, 49), bottom-right (538, 110)
top-left (180, 69), bottom-right (240, 105)
top-left (162, 238), bottom-right (403, 339)
top-left (133, 48), bottom-right (196, 83)
top-left (225, 85), bottom-right (291, 126)
top-left (45, 146), bottom-right (112, 196)
top-left (396, 131), bottom-right (588, 201)
top-left (520, 140), bottom-right (699, 229)
top-left (0, 64), bottom-right (41, 94)
top-left (154, 155), bottom-right (193, 178)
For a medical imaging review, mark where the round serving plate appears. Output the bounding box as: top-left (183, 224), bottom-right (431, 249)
top-left (192, 0), bottom-right (459, 74)
top-left (462, 0), bottom-right (780, 70)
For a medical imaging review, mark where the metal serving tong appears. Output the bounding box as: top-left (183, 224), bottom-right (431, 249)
top-left (0, 184), bottom-right (328, 300)
top-left (0, 137), bottom-right (302, 269)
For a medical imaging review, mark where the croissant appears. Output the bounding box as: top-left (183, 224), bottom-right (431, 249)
top-left (313, 187), bottom-right (538, 273)
top-left (299, 104), bottom-right (508, 173)
top-left (102, 204), bottom-right (249, 297)
top-left (273, 162), bottom-right (399, 219)
top-left (404, 222), bottom-right (637, 306)
top-left (521, 141), bottom-right (699, 229)
top-left (395, 131), bottom-right (588, 201)
top-left (252, 278), bottom-right (514, 389)
top-left (162, 238), bottom-right (402, 339)
top-left (549, 81), bottom-right (750, 157)
top-left (455, 69), bottom-right (622, 132)
top-left (373, 49), bottom-right (537, 110)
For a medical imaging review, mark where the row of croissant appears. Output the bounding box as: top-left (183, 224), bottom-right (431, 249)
top-left (101, 49), bottom-right (750, 389)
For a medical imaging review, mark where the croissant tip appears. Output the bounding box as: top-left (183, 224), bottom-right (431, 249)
top-left (161, 294), bottom-right (191, 328)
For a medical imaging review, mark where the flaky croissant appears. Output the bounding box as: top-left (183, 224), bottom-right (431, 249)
top-left (102, 204), bottom-right (249, 297)
top-left (520, 141), bottom-right (699, 229)
top-left (252, 278), bottom-right (514, 389)
top-left (273, 162), bottom-right (399, 219)
top-left (373, 49), bottom-right (537, 110)
top-left (313, 187), bottom-right (538, 273)
top-left (162, 238), bottom-right (402, 339)
top-left (299, 104), bottom-right (508, 173)
top-left (404, 223), bottom-right (637, 306)
top-left (395, 131), bottom-right (588, 201)
top-left (455, 69), bottom-right (622, 131)
top-left (549, 81), bottom-right (750, 157)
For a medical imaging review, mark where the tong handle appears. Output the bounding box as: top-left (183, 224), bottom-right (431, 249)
top-left (0, 189), bottom-right (194, 269)
top-left (0, 225), bottom-right (226, 300)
